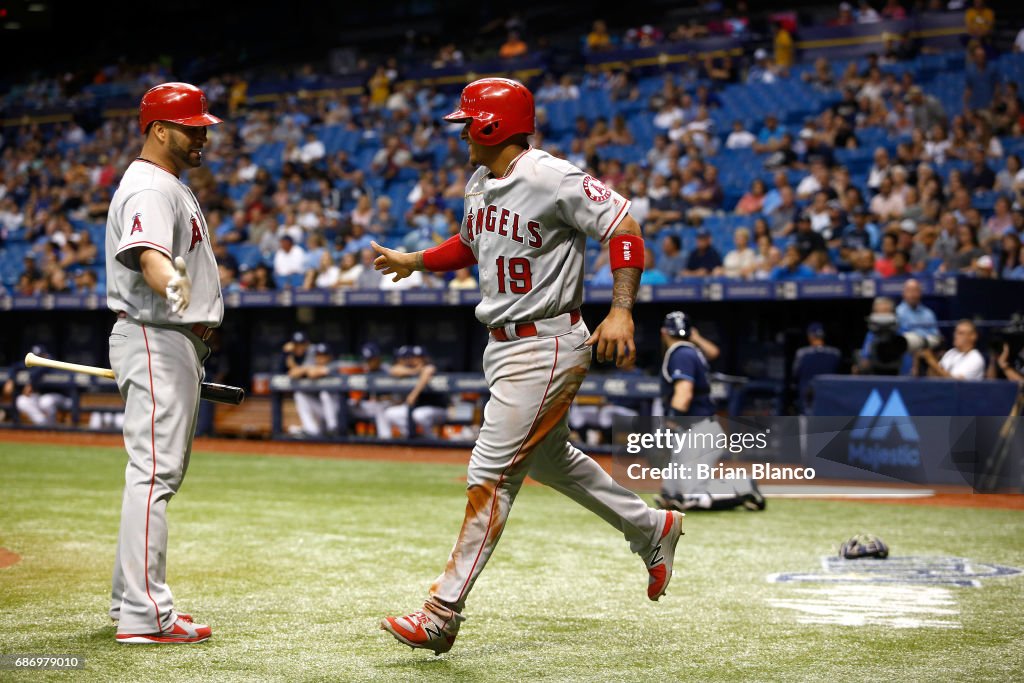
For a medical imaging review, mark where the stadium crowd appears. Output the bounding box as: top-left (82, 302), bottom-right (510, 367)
top-left (1, 1), bottom-right (1024, 298)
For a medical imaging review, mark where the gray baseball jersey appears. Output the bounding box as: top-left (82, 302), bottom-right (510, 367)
top-left (460, 147), bottom-right (631, 326)
top-left (106, 158), bottom-right (223, 327)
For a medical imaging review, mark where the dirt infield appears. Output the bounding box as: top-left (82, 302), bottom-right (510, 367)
top-left (3, 430), bottom-right (1022, 510)
top-left (0, 547), bottom-right (21, 569)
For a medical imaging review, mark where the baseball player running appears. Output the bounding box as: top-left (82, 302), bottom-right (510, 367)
top-left (654, 312), bottom-right (764, 512)
top-left (372, 78), bottom-right (684, 654)
top-left (105, 82), bottom-right (222, 644)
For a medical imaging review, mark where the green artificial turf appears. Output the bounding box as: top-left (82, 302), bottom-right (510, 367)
top-left (0, 442), bottom-right (1022, 682)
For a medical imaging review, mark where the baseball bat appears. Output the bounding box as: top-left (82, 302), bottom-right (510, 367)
top-left (24, 353), bottom-right (246, 405)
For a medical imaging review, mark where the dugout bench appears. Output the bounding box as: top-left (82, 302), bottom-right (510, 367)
top-left (257, 372), bottom-right (783, 445)
top-left (0, 368), bottom-right (120, 429)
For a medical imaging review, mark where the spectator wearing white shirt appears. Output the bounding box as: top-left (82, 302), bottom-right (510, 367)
top-left (653, 99), bottom-right (684, 130)
top-left (924, 123), bottom-right (951, 165)
top-left (869, 176), bottom-right (906, 222)
top-left (304, 250), bottom-right (341, 289)
top-left (866, 147), bottom-right (891, 191)
top-left (274, 234), bottom-right (308, 280)
top-left (299, 131), bottom-right (326, 165)
top-left (379, 268), bottom-right (443, 291)
top-left (646, 134), bottom-right (671, 168)
top-left (725, 120), bottom-right (756, 149)
top-left (235, 154), bottom-right (259, 182)
top-left (448, 268), bottom-right (478, 291)
top-left (806, 191), bottom-right (833, 235)
top-left (796, 159), bottom-right (830, 199)
top-left (684, 107), bottom-right (717, 155)
top-left (333, 252), bottom-right (364, 288)
top-left (554, 74), bottom-right (580, 101)
top-left (715, 227), bottom-right (757, 278)
top-left (535, 74), bottom-right (561, 102)
top-left (856, 0), bottom-right (881, 23)
top-left (994, 154), bottom-right (1023, 194)
top-left (921, 320), bottom-right (985, 380)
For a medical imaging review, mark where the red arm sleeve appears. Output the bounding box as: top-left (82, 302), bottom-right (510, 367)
top-left (422, 235), bottom-right (478, 272)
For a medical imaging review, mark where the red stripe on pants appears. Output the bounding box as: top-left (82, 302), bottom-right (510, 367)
top-left (141, 325), bottom-right (162, 634)
top-left (454, 336), bottom-right (560, 605)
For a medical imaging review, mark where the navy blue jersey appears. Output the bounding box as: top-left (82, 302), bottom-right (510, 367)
top-left (792, 344), bottom-right (842, 395)
top-left (661, 342), bottom-right (715, 417)
top-left (792, 344), bottom-right (842, 412)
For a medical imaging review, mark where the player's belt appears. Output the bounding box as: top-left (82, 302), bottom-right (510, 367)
top-left (116, 311), bottom-right (214, 342)
top-left (489, 309), bottom-right (581, 342)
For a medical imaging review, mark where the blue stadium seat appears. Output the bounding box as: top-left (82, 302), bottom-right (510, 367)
top-left (230, 244), bottom-right (266, 270)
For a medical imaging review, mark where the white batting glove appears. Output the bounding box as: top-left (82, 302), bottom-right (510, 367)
top-left (166, 256), bottom-right (192, 315)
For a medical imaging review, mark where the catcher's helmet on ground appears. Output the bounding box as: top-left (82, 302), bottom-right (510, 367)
top-left (444, 78), bottom-right (534, 145)
top-left (839, 533), bottom-right (889, 559)
top-left (662, 311), bottom-right (691, 339)
top-left (139, 82), bottom-right (223, 134)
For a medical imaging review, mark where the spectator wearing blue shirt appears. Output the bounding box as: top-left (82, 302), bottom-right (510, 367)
top-left (896, 278), bottom-right (939, 338)
top-left (753, 114), bottom-right (787, 153)
top-left (964, 45), bottom-right (1000, 113)
top-left (682, 228), bottom-right (723, 276)
top-left (836, 205), bottom-right (879, 268)
top-left (760, 171), bottom-right (791, 216)
top-left (791, 322), bottom-right (842, 414)
top-left (640, 248), bottom-right (669, 285)
top-left (896, 278), bottom-right (941, 374)
top-left (657, 234), bottom-right (687, 281)
top-left (771, 244), bottom-right (817, 280)
top-left (589, 244), bottom-right (614, 286)
top-left (746, 48), bottom-right (778, 85)
top-left (303, 233), bottom-right (328, 272)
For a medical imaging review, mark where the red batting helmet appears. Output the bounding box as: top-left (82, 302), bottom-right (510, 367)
top-left (138, 82), bottom-right (223, 134)
top-left (444, 77), bottom-right (534, 145)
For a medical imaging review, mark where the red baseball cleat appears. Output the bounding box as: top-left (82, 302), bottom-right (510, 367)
top-left (116, 616), bottom-right (211, 644)
top-left (646, 510), bottom-right (685, 601)
top-left (381, 610), bottom-right (458, 655)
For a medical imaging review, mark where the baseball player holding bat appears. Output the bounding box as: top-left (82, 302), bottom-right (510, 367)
top-left (373, 77), bottom-right (684, 654)
top-left (104, 82), bottom-right (222, 644)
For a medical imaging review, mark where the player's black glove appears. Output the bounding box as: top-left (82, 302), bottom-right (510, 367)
top-left (839, 533), bottom-right (889, 559)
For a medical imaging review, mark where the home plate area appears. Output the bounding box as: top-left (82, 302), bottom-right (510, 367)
top-left (766, 556), bottom-right (1023, 629)
top-left (768, 584), bottom-right (961, 629)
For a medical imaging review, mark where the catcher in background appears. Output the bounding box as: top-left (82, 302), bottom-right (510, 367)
top-left (655, 311), bottom-right (765, 512)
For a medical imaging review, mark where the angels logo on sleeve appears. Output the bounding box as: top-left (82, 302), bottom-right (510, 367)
top-left (583, 175), bottom-right (612, 203)
top-left (130, 213), bottom-right (143, 235)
